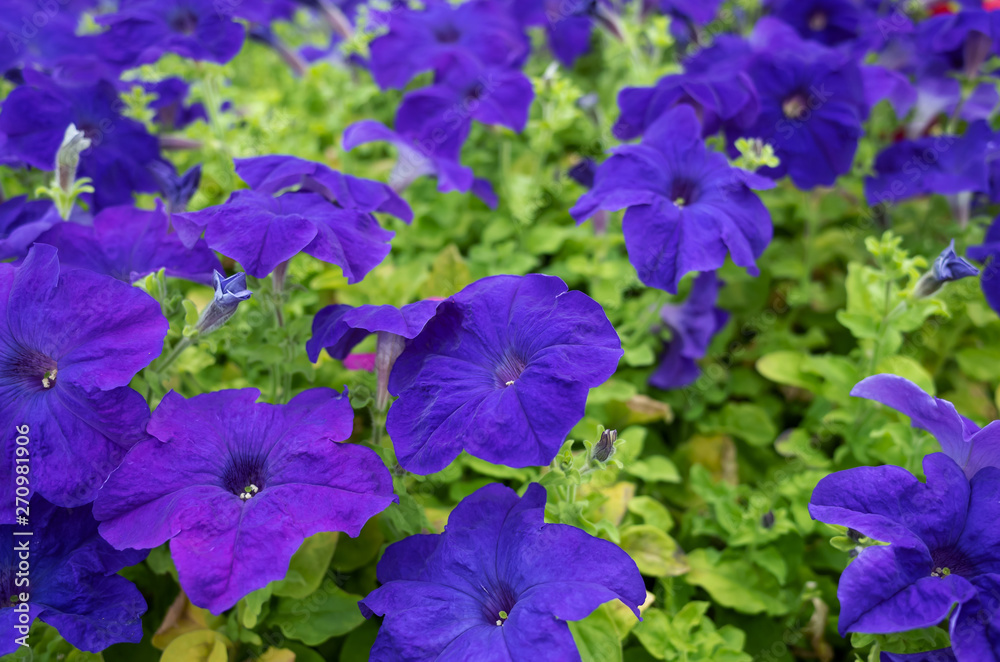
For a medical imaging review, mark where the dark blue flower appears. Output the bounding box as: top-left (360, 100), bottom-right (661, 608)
top-left (726, 18), bottom-right (867, 189)
top-left (810, 453), bottom-right (1000, 655)
top-left (95, 0), bottom-right (246, 68)
top-left (865, 122), bottom-right (993, 207)
top-left (148, 162), bottom-right (202, 213)
top-left (360, 483), bottom-right (645, 661)
top-left (614, 35), bottom-right (758, 140)
top-left (965, 214), bottom-right (1000, 316)
top-left (143, 78), bottom-right (208, 131)
top-left (572, 105), bottom-right (773, 294)
top-left (0, 245), bottom-right (167, 517)
top-left (650, 272), bottom-right (729, 390)
top-left (196, 271), bottom-right (252, 335)
top-left (0, 195), bottom-right (89, 262)
top-left (94, 388), bottom-right (395, 613)
top-left (367, 0), bottom-right (529, 89)
top-left (852, 374), bottom-right (1000, 479)
top-left (0, 497), bottom-right (147, 655)
top-left (933, 240), bottom-right (979, 282)
top-left (387, 274), bottom-right (622, 473)
top-left (34, 202), bottom-right (221, 285)
top-left (0, 71), bottom-right (169, 211)
top-left (767, 0), bottom-right (867, 47)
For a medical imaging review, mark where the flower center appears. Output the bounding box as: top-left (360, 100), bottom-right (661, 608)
top-left (480, 581), bottom-right (517, 627)
top-left (668, 178), bottom-right (699, 208)
top-left (221, 452), bottom-right (268, 501)
top-left (930, 547), bottom-right (975, 578)
top-left (782, 94), bottom-right (808, 120)
top-left (434, 24), bottom-right (461, 43)
top-left (494, 351), bottom-right (527, 388)
top-left (169, 10), bottom-right (199, 35)
top-left (0, 348), bottom-right (58, 393)
top-left (808, 10), bottom-right (828, 31)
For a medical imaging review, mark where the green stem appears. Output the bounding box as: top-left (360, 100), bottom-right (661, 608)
top-left (157, 336), bottom-right (194, 375)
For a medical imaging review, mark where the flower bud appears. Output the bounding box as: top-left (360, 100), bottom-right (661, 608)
top-left (196, 271), bottom-right (252, 335)
top-left (56, 124), bottom-right (91, 193)
top-left (914, 240), bottom-right (978, 298)
top-left (592, 428), bottom-right (618, 462)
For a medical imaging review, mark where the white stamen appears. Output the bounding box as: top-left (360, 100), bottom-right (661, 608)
top-left (505, 380), bottom-right (515, 386)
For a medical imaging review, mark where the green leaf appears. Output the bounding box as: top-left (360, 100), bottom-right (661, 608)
top-left (160, 630), bottom-right (230, 662)
top-left (268, 579), bottom-right (367, 645)
top-left (626, 456), bottom-right (681, 484)
top-left (418, 244), bottom-right (472, 298)
top-left (626, 496), bottom-right (674, 531)
top-left (619, 525), bottom-right (688, 577)
top-left (272, 531), bottom-right (339, 599)
top-left (701, 403), bottom-right (777, 447)
top-left (569, 603), bottom-right (624, 662)
top-left (683, 548), bottom-right (791, 616)
top-left (955, 347), bottom-right (1000, 382)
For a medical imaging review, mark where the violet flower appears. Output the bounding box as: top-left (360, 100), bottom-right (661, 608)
top-left (650, 272), bottom-right (729, 390)
top-left (810, 453), bottom-right (1000, 659)
top-left (851, 374), bottom-right (1000, 480)
top-left (367, 0), bottom-right (529, 90)
top-left (386, 274), bottom-right (622, 473)
top-left (34, 202), bottom-right (222, 285)
top-left (571, 105), bottom-right (774, 294)
top-left (0, 497), bottom-right (147, 655)
top-left (360, 483), bottom-right (645, 660)
top-left (94, 388), bottom-right (396, 613)
top-left (0, 245), bottom-right (167, 517)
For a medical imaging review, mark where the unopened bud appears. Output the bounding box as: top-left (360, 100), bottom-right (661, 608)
top-left (593, 429), bottom-right (617, 462)
top-left (196, 271), bottom-right (252, 335)
top-left (56, 124), bottom-right (91, 193)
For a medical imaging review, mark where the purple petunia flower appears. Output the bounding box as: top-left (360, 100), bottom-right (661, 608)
top-left (571, 105), bottom-right (774, 294)
top-left (386, 274), bottom-right (622, 474)
top-left (174, 156), bottom-right (411, 280)
top-left (148, 161), bottom-right (202, 213)
top-left (650, 272), bottom-right (729, 390)
top-left (95, 0), bottom-right (246, 68)
top-left (308, 300), bottom-right (443, 410)
top-left (143, 78), bottom-right (209, 131)
top-left (513, 0), bottom-right (606, 66)
top-left (865, 121), bottom-right (993, 208)
top-left (34, 202), bottom-right (222, 285)
top-left (810, 453), bottom-right (1000, 657)
top-left (94, 388), bottom-right (396, 614)
top-left (344, 112), bottom-right (498, 208)
top-left (196, 271), bottom-right (252, 335)
top-left (366, 0), bottom-right (529, 90)
top-left (614, 35), bottom-right (758, 140)
top-left (851, 374), bottom-right (1000, 479)
top-left (932, 240), bottom-right (979, 282)
top-left (0, 245), bottom-right (167, 519)
top-left (306, 300), bottom-right (442, 363)
top-left (729, 18), bottom-right (867, 189)
top-left (233, 154), bottom-right (413, 221)
top-left (767, 0), bottom-right (867, 47)
top-left (1, 497), bottom-right (147, 655)
top-left (0, 195), bottom-right (90, 261)
top-left (0, 71), bottom-right (169, 211)
top-left (968, 215), bottom-right (1000, 315)
top-left (360, 482), bottom-right (645, 661)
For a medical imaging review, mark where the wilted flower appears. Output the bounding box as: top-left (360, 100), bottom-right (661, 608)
top-left (196, 271), bottom-right (253, 335)
top-left (94, 388), bottom-right (396, 613)
top-left (0, 245), bottom-right (167, 517)
top-left (360, 483), bottom-right (645, 660)
top-left (387, 274), bottom-right (622, 473)
top-left (0, 497), bottom-right (147, 655)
